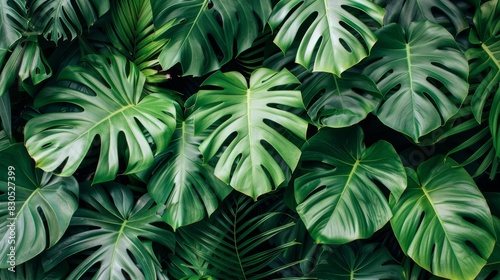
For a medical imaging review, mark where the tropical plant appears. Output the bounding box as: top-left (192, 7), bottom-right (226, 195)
top-left (1, 0), bottom-right (500, 279)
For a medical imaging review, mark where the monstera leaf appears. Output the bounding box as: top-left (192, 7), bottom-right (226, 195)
top-left (42, 183), bottom-right (174, 279)
top-left (0, 256), bottom-right (69, 279)
top-left (0, 144), bottom-right (78, 268)
top-left (0, 0), bottom-right (27, 63)
top-left (269, 0), bottom-right (385, 76)
top-left (363, 21), bottom-right (469, 142)
top-left (148, 116), bottom-right (232, 230)
top-left (302, 71), bottom-right (382, 128)
top-left (390, 156), bottom-right (495, 280)
top-left (295, 126), bottom-right (406, 244)
top-left (384, 0), bottom-right (468, 35)
top-left (308, 243), bottom-right (404, 279)
top-left (151, 0), bottom-right (272, 76)
top-left (190, 68), bottom-right (308, 199)
top-left (30, 0), bottom-right (110, 42)
top-left (467, 0), bottom-right (500, 122)
top-left (24, 54), bottom-right (178, 183)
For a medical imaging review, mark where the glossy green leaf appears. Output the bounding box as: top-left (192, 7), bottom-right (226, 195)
top-left (43, 183), bottom-right (174, 279)
top-left (295, 126), bottom-right (406, 244)
top-left (269, 0), bottom-right (384, 76)
top-left (24, 54), bottom-right (178, 183)
top-left (0, 144), bottom-right (78, 268)
top-left (308, 243), bottom-right (404, 279)
top-left (0, 256), bottom-right (69, 279)
top-left (190, 68), bottom-right (308, 199)
top-left (390, 156), bottom-right (495, 280)
top-left (169, 194), bottom-right (299, 279)
top-left (148, 117), bottom-right (232, 230)
top-left (363, 21), bottom-right (469, 142)
top-left (0, 0), bottom-right (27, 61)
top-left (151, 0), bottom-right (272, 76)
top-left (467, 0), bottom-right (500, 122)
top-left (0, 130), bottom-right (9, 151)
top-left (18, 40), bottom-right (52, 87)
top-left (302, 71), bottom-right (382, 128)
top-left (30, 0), bottom-right (110, 42)
top-left (490, 88), bottom-right (500, 156)
top-left (384, 0), bottom-right (468, 35)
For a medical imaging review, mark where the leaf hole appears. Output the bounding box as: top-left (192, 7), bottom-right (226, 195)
top-left (339, 38), bottom-right (352, 53)
top-left (483, 269), bottom-right (499, 280)
top-left (465, 240), bottom-right (482, 257)
top-left (207, 33), bottom-right (225, 61)
top-left (207, 1), bottom-right (214, 9)
top-left (41, 142), bottom-right (53, 149)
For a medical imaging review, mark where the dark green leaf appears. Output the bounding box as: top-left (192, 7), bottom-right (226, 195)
top-left (295, 126), bottom-right (406, 244)
top-left (43, 183), bottom-right (174, 279)
top-left (0, 144), bottom-right (78, 267)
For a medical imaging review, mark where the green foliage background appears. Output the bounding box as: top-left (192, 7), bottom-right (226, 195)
top-left (1, 0), bottom-right (500, 279)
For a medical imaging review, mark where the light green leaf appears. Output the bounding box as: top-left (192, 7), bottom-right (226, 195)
top-left (0, 0), bottom-right (27, 61)
top-left (302, 71), bottom-right (382, 128)
top-left (42, 183), bottom-right (174, 279)
top-left (308, 243), bottom-right (404, 279)
top-left (190, 68), bottom-right (308, 199)
top-left (295, 126), bottom-right (406, 244)
top-left (384, 0), bottom-right (469, 35)
top-left (151, 0), bottom-right (272, 76)
top-left (0, 144), bottom-right (78, 268)
top-left (467, 0), bottom-right (500, 122)
top-left (269, 0), bottom-right (384, 76)
top-left (390, 156), bottom-right (495, 280)
top-left (363, 21), bottom-right (469, 142)
top-left (30, 0), bottom-right (110, 42)
top-left (24, 54), bottom-right (178, 183)
top-left (148, 116), bottom-right (232, 230)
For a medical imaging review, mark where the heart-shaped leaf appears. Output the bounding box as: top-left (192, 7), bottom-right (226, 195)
top-left (295, 126), bottom-right (406, 244)
top-left (390, 156), bottom-right (495, 280)
top-left (363, 21), bottom-right (469, 142)
top-left (190, 68), bottom-right (308, 199)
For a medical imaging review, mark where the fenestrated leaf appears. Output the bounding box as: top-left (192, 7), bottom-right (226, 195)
top-left (390, 156), bottom-right (495, 280)
top-left (148, 116), bottom-right (232, 230)
top-left (0, 144), bottom-right (78, 268)
top-left (295, 126), bottom-right (406, 244)
top-left (384, 0), bottom-right (469, 35)
top-left (24, 54), bottom-right (178, 183)
top-left (268, 0), bottom-right (385, 76)
top-left (363, 21), bottom-right (469, 142)
top-left (467, 0), bottom-right (500, 122)
top-left (151, 0), bottom-right (272, 76)
top-left (302, 71), bottom-right (382, 128)
top-left (190, 68), bottom-right (308, 199)
top-left (42, 183), bottom-right (174, 279)
top-left (30, 0), bottom-right (110, 42)
top-left (308, 243), bottom-right (404, 279)
top-left (0, 0), bottom-right (27, 62)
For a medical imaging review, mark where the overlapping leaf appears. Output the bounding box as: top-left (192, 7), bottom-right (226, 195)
top-left (363, 21), bottom-right (469, 142)
top-left (295, 126), bottom-right (406, 244)
top-left (42, 183), bottom-right (174, 279)
top-left (190, 68), bottom-right (308, 199)
top-left (0, 0), bottom-right (27, 64)
top-left (384, 0), bottom-right (468, 35)
top-left (24, 54), bottom-right (178, 183)
top-left (0, 144), bottom-right (78, 267)
top-left (151, 0), bottom-right (272, 76)
top-left (302, 71), bottom-right (382, 128)
top-left (308, 244), bottom-right (404, 279)
top-left (30, 0), bottom-right (110, 42)
top-left (148, 116), bottom-right (231, 230)
top-left (467, 0), bottom-right (500, 122)
top-left (390, 156), bottom-right (495, 280)
top-left (269, 0), bottom-right (385, 76)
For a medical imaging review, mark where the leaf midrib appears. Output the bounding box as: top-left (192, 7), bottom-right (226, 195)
top-left (482, 41), bottom-right (500, 71)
